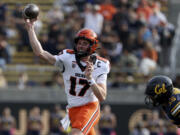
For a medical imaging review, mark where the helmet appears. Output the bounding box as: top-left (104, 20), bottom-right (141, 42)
top-left (74, 28), bottom-right (99, 57)
top-left (145, 75), bottom-right (173, 106)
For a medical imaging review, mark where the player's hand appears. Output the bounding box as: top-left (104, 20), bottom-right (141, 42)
top-left (85, 61), bottom-right (94, 80)
top-left (24, 18), bottom-right (37, 30)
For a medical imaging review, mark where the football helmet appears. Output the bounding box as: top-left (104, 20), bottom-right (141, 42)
top-left (74, 28), bottom-right (99, 57)
top-left (145, 75), bottom-right (173, 106)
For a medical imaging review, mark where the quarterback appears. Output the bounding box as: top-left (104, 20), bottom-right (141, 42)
top-left (24, 18), bottom-right (110, 135)
top-left (145, 75), bottom-right (180, 127)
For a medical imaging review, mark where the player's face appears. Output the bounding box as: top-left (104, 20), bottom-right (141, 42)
top-left (76, 39), bottom-right (90, 53)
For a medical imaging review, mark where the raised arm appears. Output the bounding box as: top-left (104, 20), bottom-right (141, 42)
top-left (24, 19), bottom-right (56, 64)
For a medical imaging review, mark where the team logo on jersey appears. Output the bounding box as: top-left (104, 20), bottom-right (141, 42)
top-left (72, 61), bottom-right (76, 68)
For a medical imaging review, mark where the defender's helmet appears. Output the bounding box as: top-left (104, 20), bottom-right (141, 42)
top-left (145, 75), bottom-right (173, 106)
top-left (74, 28), bottom-right (99, 57)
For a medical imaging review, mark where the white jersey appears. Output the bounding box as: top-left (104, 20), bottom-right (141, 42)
top-left (54, 49), bottom-right (110, 108)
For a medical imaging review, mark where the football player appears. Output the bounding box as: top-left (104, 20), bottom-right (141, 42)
top-left (24, 18), bottom-right (110, 135)
top-left (145, 75), bottom-right (180, 127)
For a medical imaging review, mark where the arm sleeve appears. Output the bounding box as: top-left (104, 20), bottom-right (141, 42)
top-left (170, 95), bottom-right (180, 125)
top-left (54, 50), bottom-right (66, 72)
top-left (54, 58), bottom-right (65, 72)
top-left (101, 60), bottom-right (110, 74)
top-left (171, 104), bottom-right (180, 117)
top-left (95, 59), bottom-right (110, 84)
top-left (96, 74), bottom-right (107, 84)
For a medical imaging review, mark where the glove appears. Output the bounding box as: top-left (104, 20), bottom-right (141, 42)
top-left (60, 114), bottom-right (70, 130)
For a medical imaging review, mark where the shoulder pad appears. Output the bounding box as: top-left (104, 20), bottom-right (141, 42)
top-left (66, 49), bottom-right (75, 54)
top-left (173, 88), bottom-right (180, 95)
top-left (96, 56), bottom-right (109, 63)
top-left (58, 49), bottom-right (75, 56)
top-left (96, 56), bottom-right (110, 74)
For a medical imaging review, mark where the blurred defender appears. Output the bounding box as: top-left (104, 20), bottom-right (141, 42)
top-left (145, 75), bottom-right (180, 127)
top-left (24, 17), bottom-right (110, 135)
top-left (0, 107), bottom-right (16, 135)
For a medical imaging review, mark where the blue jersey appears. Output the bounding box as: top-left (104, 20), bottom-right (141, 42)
top-left (162, 88), bottom-right (180, 126)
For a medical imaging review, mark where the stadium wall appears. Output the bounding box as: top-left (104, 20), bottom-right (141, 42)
top-left (0, 87), bottom-right (147, 135)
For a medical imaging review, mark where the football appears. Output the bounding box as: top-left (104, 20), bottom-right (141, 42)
top-left (22, 4), bottom-right (39, 19)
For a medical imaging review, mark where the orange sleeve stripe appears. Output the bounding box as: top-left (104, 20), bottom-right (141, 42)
top-left (82, 106), bottom-right (100, 135)
top-left (96, 56), bottom-right (108, 63)
top-left (66, 49), bottom-right (75, 54)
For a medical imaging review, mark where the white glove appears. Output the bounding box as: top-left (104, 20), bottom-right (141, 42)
top-left (60, 114), bottom-right (70, 130)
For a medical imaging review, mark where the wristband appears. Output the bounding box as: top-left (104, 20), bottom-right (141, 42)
top-left (88, 78), bottom-right (96, 86)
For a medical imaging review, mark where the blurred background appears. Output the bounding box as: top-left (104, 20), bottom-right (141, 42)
top-left (0, 0), bottom-right (180, 134)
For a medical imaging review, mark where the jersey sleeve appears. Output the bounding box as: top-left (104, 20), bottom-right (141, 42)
top-left (97, 58), bottom-right (110, 74)
top-left (170, 94), bottom-right (180, 118)
top-left (54, 50), bottom-right (67, 72)
top-left (169, 88), bottom-right (180, 125)
top-left (103, 60), bottom-right (110, 74)
top-left (96, 74), bottom-right (107, 84)
top-left (94, 59), bottom-right (110, 84)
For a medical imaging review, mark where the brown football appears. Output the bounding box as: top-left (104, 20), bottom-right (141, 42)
top-left (23, 4), bottom-right (39, 19)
